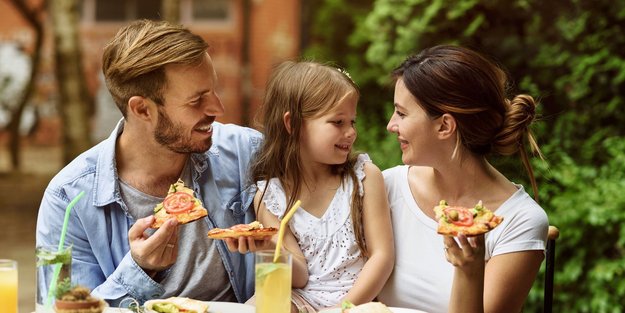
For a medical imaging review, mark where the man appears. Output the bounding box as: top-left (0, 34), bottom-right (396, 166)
top-left (36, 19), bottom-right (263, 306)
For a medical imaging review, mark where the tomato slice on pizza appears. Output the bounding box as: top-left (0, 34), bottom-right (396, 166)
top-left (207, 221), bottom-right (278, 239)
top-left (163, 192), bottom-right (195, 214)
top-left (151, 179), bottom-right (208, 228)
top-left (434, 200), bottom-right (503, 236)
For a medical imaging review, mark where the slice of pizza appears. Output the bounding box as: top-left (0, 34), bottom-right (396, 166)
top-left (434, 200), bottom-right (503, 237)
top-left (151, 179), bottom-right (208, 228)
top-left (144, 297), bottom-right (209, 313)
top-left (341, 300), bottom-right (393, 313)
top-left (207, 221), bottom-right (278, 239)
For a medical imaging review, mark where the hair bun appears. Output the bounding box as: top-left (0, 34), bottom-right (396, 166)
top-left (493, 94), bottom-right (537, 156)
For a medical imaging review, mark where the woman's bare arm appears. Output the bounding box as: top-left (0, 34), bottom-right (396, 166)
top-left (342, 162), bottom-right (395, 304)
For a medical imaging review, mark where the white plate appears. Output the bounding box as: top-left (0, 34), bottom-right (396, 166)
top-left (104, 303), bottom-right (420, 313)
top-left (104, 309), bottom-right (132, 313)
top-left (103, 301), bottom-right (253, 313)
top-left (36, 303), bottom-right (121, 313)
top-left (391, 308), bottom-right (428, 313)
top-left (206, 301), bottom-right (255, 313)
top-left (320, 307), bottom-right (427, 313)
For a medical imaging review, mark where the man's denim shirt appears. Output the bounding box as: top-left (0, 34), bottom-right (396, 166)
top-left (36, 120), bottom-right (262, 305)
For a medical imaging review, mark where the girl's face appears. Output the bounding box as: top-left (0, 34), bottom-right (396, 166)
top-left (300, 91), bottom-right (358, 167)
top-left (387, 78), bottom-right (440, 166)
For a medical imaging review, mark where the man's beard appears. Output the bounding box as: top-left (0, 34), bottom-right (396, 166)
top-left (154, 109), bottom-right (212, 154)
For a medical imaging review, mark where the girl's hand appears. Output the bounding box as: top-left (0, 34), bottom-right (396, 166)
top-left (224, 236), bottom-right (273, 254)
top-left (443, 234), bottom-right (485, 270)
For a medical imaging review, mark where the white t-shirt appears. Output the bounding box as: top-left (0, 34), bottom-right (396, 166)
top-left (257, 154), bottom-right (370, 310)
top-left (377, 165), bottom-right (549, 313)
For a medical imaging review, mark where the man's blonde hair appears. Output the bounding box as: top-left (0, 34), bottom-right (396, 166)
top-left (102, 19), bottom-right (209, 116)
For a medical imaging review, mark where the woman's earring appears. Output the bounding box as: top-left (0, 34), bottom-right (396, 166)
top-left (450, 135), bottom-right (461, 160)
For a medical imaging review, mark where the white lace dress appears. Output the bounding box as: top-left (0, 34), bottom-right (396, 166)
top-left (257, 154), bottom-right (371, 310)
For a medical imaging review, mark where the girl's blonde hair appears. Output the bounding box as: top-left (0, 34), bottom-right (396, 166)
top-left (250, 61), bottom-right (368, 254)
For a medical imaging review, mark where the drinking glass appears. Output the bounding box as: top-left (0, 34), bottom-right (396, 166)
top-left (36, 244), bottom-right (72, 312)
top-left (255, 250), bottom-right (292, 313)
top-left (0, 259), bottom-right (18, 313)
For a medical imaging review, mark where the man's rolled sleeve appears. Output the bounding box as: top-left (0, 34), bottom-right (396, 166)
top-left (92, 253), bottom-right (165, 306)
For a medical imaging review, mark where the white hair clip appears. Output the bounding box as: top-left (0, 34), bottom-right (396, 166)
top-left (337, 68), bottom-right (353, 81)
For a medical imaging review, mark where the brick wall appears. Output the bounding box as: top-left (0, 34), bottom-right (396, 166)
top-left (0, 0), bottom-right (301, 146)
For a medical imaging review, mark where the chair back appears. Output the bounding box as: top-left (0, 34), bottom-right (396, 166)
top-left (544, 225), bottom-right (560, 313)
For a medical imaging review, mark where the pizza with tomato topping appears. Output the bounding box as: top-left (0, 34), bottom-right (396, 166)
top-left (207, 221), bottom-right (278, 239)
top-left (434, 200), bottom-right (503, 236)
top-left (151, 179), bottom-right (208, 228)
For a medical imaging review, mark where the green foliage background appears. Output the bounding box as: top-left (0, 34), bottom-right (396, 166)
top-left (303, 0), bottom-right (625, 311)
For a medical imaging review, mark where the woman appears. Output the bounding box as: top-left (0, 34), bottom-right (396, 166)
top-left (377, 45), bottom-right (549, 313)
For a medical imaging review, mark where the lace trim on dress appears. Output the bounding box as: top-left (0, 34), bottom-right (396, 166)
top-left (354, 154), bottom-right (371, 197)
top-left (257, 180), bottom-right (286, 219)
top-left (257, 153), bottom-right (371, 236)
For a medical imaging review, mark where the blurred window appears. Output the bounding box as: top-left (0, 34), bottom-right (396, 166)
top-left (95, 0), bottom-right (162, 21)
top-left (86, 0), bottom-right (230, 22)
top-left (192, 0), bottom-right (229, 20)
top-left (136, 0), bottom-right (163, 20)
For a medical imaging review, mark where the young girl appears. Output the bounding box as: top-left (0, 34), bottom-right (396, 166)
top-left (249, 61), bottom-right (394, 312)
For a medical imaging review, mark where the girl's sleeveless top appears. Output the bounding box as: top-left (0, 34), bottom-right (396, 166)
top-left (257, 154), bottom-right (371, 309)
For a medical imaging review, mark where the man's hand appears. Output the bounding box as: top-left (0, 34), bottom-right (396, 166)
top-left (224, 236), bottom-right (272, 254)
top-left (128, 216), bottom-right (179, 275)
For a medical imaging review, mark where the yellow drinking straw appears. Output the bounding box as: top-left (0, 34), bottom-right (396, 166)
top-left (273, 199), bottom-right (301, 263)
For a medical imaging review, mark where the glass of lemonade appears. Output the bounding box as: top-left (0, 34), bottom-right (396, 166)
top-left (0, 259), bottom-right (18, 313)
top-left (255, 250), bottom-right (292, 313)
top-left (36, 244), bottom-right (72, 312)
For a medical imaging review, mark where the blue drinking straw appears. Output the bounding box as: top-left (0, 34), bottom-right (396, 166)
top-left (45, 190), bottom-right (85, 307)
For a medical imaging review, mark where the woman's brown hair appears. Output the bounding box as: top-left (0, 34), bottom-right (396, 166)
top-left (393, 45), bottom-right (543, 200)
top-left (250, 61), bottom-right (369, 255)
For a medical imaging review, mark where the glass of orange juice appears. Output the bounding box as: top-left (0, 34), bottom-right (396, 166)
top-left (0, 259), bottom-right (18, 313)
top-left (255, 250), bottom-right (292, 313)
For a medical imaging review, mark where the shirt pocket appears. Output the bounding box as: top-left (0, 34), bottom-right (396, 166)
top-left (226, 184), bottom-right (257, 217)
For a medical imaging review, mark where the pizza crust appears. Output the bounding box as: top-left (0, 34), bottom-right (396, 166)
top-left (207, 222), bottom-right (278, 239)
top-left (152, 207), bottom-right (208, 228)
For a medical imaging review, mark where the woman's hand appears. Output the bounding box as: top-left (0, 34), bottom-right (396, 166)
top-left (445, 234), bottom-right (486, 313)
top-left (444, 234), bottom-right (485, 270)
